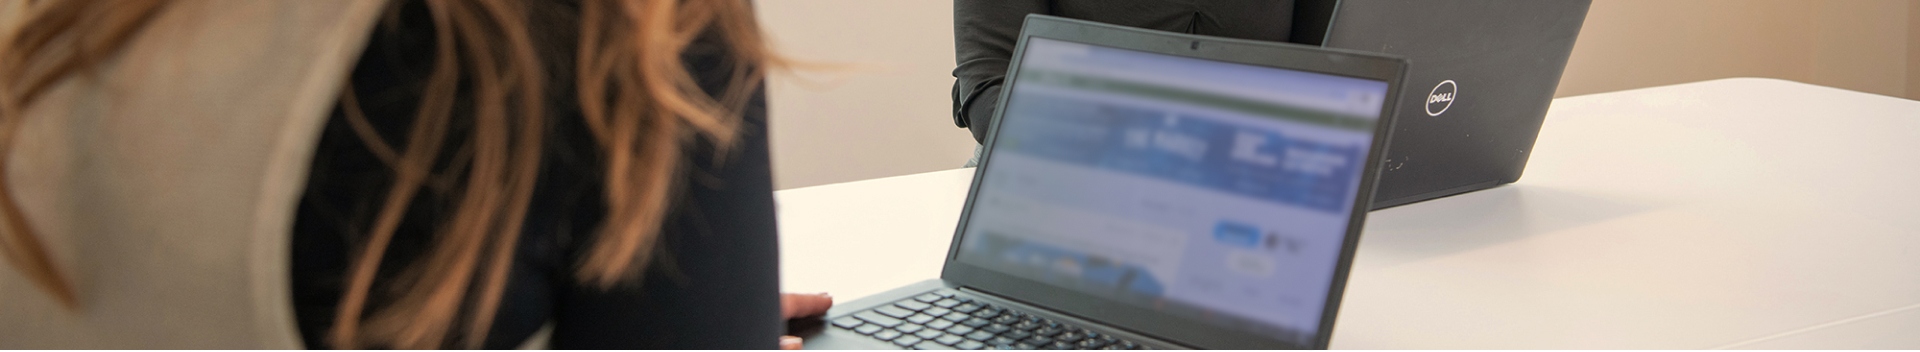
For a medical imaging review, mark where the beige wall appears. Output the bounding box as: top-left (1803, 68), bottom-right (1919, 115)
top-left (762, 0), bottom-right (1920, 189)
top-left (1809, 0), bottom-right (1910, 98)
top-left (1557, 0), bottom-right (1815, 97)
top-left (756, 0), bottom-right (974, 189)
top-left (1911, 2), bottom-right (1920, 98)
top-left (1558, 0), bottom-right (1918, 99)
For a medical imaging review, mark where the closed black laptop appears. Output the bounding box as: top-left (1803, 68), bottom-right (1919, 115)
top-left (1313, 0), bottom-right (1592, 209)
top-left (797, 15), bottom-right (1406, 350)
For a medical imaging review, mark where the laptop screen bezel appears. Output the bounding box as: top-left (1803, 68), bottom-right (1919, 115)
top-left (938, 14), bottom-right (1408, 350)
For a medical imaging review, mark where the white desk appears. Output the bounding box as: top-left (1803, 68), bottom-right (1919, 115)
top-left (775, 78), bottom-right (1920, 349)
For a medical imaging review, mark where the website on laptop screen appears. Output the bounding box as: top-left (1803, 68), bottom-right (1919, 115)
top-left (958, 37), bottom-right (1388, 342)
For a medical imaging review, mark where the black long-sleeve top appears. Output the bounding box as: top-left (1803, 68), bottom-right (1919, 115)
top-left (289, 1), bottom-right (780, 348)
top-left (952, 0), bottom-right (1298, 143)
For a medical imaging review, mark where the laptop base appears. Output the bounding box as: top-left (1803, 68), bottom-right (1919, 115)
top-left (797, 279), bottom-right (1185, 350)
top-left (1370, 179), bottom-right (1506, 210)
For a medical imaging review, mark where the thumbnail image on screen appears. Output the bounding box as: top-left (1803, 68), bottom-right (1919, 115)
top-left (958, 37), bottom-right (1389, 343)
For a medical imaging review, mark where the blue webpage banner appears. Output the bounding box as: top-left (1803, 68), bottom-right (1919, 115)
top-left (996, 94), bottom-right (1366, 214)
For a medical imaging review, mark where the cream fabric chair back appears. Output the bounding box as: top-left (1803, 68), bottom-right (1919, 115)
top-left (0, 0), bottom-right (384, 348)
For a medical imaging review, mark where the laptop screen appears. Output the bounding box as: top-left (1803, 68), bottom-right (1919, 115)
top-left (958, 37), bottom-right (1389, 342)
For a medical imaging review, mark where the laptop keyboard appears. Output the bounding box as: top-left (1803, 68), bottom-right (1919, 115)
top-left (828, 289), bottom-right (1150, 350)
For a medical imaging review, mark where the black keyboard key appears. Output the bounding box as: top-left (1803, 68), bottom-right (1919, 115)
top-left (1054, 332), bottom-right (1083, 343)
top-left (873, 329), bottom-right (904, 341)
top-left (927, 320), bottom-right (955, 330)
top-left (1003, 330), bottom-right (1032, 340)
top-left (1012, 321), bottom-right (1039, 331)
top-left (897, 300), bottom-right (934, 311)
top-left (1045, 341), bottom-right (1073, 350)
top-left (1014, 342), bottom-right (1038, 350)
top-left (992, 315), bottom-right (1020, 325)
top-left (962, 318), bottom-right (991, 328)
top-left (935, 334), bottom-right (966, 346)
top-left (915, 293), bottom-right (945, 303)
top-left (1024, 336), bottom-right (1053, 346)
top-left (896, 324), bottom-right (926, 334)
top-left (925, 307), bottom-right (953, 317)
top-left (907, 314), bottom-right (937, 324)
top-left (854, 324), bottom-right (883, 335)
top-left (856, 311), bottom-right (904, 328)
top-left (956, 340), bottom-right (987, 350)
top-left (892, 336), bottom-right (924, 347)
top-left (933, 299), bottom-right (962, 308)
top-left (916, 329), bottom-right (945, 339)
top-left (1081, 331), bottom-right (1103, 341)
top-left (831, 316), bottom-right (865, 329)
top-left (1032, 327), bottom-right (1062, 337)
top-left (988, 336), bottom-right (1018, 346)
top-left (954, 303), bottom-right (983, 313)
top-left (973, 307), bottom-right (1003, 318)
top-left (933, 290), bottom-right (959, 298)
top-left (1076, 339), bottom-right (1109, 349)
top-left (946, 325), bottom-right (975, 335)
top-left (916, 340), bottom-right (957, 350)
top-left (983, 324), bottom-right (1011, 334)
top-left (943, 312), bottom-right (972, 322)
top-left (877, 306), bottom-right (917, 319)
top-left (1114, 341), bottom-right (1139, 349)
top-left (966, 331), bottom-right (997, 341)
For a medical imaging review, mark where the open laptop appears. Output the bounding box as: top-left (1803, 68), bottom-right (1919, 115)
top-left (1307, 0), bottom-right (1592, 209)
top-left (796, 15), bottom-right (1407, 350)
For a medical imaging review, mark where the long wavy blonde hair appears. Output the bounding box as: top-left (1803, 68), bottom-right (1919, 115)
top-left (0, 0), bottom-right (774, 348)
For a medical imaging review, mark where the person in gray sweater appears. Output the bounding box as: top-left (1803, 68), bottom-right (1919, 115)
top-left (951, 0), bottom-right (1304, 159)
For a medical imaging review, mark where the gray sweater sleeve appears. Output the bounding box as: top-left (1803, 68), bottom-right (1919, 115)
top-left (952, 0), bottom-right (1049, 144)
top-left (950, 0), bottom-right (1298, 145)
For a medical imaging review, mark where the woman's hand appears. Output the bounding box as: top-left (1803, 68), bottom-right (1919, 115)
top-left (780, 292), bottom-right (834, 350)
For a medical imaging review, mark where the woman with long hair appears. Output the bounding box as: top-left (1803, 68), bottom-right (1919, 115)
top-left (0, 0), bottom-right (825, 348)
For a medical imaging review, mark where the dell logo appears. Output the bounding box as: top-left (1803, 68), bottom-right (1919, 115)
top-left (1425, 80), bottom-right (1457, 116)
